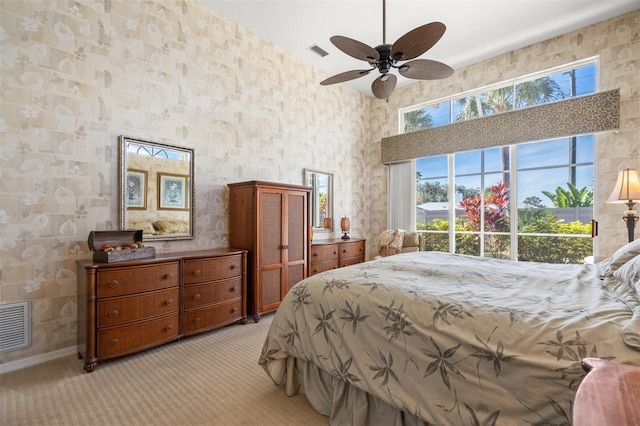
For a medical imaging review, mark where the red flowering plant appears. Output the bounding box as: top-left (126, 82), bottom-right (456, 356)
top-left (458, 181), bottom-right (510, 258)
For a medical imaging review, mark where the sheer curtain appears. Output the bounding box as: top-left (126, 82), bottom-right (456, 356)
top-left (387, 161), bottom-right (416, 230)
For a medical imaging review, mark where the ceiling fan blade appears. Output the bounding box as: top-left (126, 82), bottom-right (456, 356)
top-left (398, 59), bottom-right (454, 80)
top-left (330, 36), bottom-right (380, 62)
top-left (390, 22), bottom-right (446, 61)
top-left (320, 69), bottom-right (373, 85)
top-left (371, 74), bottom-right (397, 99)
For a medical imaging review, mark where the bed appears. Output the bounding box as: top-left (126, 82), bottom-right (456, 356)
top-left (259, 243), bottom-right (640, 425)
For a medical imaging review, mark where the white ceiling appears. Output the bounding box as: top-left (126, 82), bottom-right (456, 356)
top-left (201, 0), bottom-right (639, 98)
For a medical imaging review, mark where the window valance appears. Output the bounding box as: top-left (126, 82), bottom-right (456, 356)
top-left (381, 89), bottom-right (619, 164)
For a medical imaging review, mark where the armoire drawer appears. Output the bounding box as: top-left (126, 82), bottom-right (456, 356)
top-left (183, 277), bottom-right (243, 308)
top-left (96, 261), bottom-right (180, 297)
top-left (97, 287), bottom-right (179, 327)
top-left (97, 313), bottom-right (179, 357)
top-left (183, 255), bottom-right (242, 284)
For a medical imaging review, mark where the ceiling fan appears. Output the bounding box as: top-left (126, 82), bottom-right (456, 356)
top-left (320, 0), bottom-right (454, 99)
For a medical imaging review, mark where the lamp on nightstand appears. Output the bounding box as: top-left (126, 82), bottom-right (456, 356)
top-left (607, 168), bottom-right (640, 243)
top-left (340, 216), bottom-right (351, 240)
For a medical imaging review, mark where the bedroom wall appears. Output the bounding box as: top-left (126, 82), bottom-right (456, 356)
top-left (364, 9), bottom-right (640, 260)
top-left (0, 0), bottom-right (369, 367)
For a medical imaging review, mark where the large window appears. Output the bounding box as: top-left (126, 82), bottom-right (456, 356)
top-left (407, 60), bottom-right (596, 263)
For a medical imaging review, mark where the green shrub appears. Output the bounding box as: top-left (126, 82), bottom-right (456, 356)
top-left (417, 218), bottom-right (592, 263)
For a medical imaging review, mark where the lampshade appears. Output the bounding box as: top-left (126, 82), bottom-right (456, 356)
top-left (607, 168), bottom-right (640, 209)
top-left (340, 216), bottom-right (350, 240)
top-left (323, 217), bottom-right (332, 229)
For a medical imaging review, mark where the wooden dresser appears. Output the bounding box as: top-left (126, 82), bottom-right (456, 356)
top-left (77, 248), bottom-right (247, 372)
top-left (309, 238), bottom-right (366, 276)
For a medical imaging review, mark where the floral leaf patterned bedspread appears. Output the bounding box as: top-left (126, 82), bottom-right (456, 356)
top-left (260, 251), bottom-right (640, 425)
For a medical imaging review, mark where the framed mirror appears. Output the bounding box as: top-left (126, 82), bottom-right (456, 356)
top-left (304, 169), bottom-right (333, 232)
top-left (118, 136), bottom-right (195, 241)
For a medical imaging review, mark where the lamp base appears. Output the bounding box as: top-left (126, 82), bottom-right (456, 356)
top-left (622, 213), bottom-right (638, 243)
top-left (341, 233), bottom-right (350, 240)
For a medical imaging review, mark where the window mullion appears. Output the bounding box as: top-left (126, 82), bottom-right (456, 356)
top-left (448, 154), bottom-right (456, 253)
top-left (510, 144), bottom-right (518, 261)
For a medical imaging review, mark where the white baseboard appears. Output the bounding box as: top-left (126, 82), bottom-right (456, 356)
top-left (0, 346), bottom-right (77, 375)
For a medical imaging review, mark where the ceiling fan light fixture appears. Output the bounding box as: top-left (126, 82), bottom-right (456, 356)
top-left (320, 0), bottom-right (453, 98)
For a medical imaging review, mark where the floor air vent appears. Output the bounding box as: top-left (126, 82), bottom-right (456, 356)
top-left (0, 301), bottom-right (31, 353)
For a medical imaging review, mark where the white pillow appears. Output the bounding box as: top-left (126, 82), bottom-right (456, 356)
top-left (614, 254), bottom-right (640, 290)
top-left (600, 239), bottom-right (640, 276)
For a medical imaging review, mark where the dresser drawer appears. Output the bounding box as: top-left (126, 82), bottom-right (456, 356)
top-left (184, 299), bottom-right (243, 333)
top-left (97, 313), bottom-right (179, 357)
top-left (340, 241), bottom-right (365, 258)
top-left (97, 288), bottom-right (179, 327)
top-left (184, 277), bottom-right (243, 308)
top-left (183, 255), bottom-right (242, 284)
top-left (309, 259), bottom-right (339, 276)
top-left (96, 262), bottom-right (180, 298)
top-left (340, 255), bottom-right (364, 268)
top-left (310, 244), bottom-right (339, 262)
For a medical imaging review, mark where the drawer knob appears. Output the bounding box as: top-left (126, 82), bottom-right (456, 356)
top-left (194, 318), bottom-right (201, 324)
top-left (166, 273), bottom-right (174, 279)
top-left (231, 307), bottom-right (238, 314)
top-left (229, 286), bottom-right (235, 292)
top-left (109, 310), bottom-right (118, 318)
top-left (166, 299), bottom-right (174, 306)
top-left (193, 270), bottom-right (201, 276)
top-left (229, 265), bottom-right (235, 270)
top-left (193, 293), bottom-right (201, 300)
top-left (109, 280), bottom-right (119, 288)
top-left (166, 325), bottom-right (173, 331)
top-left (110, 339), bottom-right (118, 346)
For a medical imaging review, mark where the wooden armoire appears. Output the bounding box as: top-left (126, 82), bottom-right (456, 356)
top-left (228, 180), bottom-right (311, 322)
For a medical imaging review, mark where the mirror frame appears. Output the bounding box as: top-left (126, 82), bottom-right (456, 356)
top-left (118, 135), bottom-right (195, 241)
top-left (304, 169), bottom-right (334, 232)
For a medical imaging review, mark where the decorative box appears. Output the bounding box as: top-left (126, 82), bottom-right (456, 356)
top-left (88, 230), bottom-right (156, 263)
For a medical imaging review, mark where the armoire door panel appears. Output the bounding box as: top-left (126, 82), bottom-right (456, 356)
top-left (261, 192), bottom-right (283, 266)
top-left (261, 269), bottom-right (282, 307)
top-left (287, 264), bottom-right (305, 293)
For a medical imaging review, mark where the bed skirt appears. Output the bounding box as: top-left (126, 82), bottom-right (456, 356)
top-left (281, 356), bottom-right (427, 426)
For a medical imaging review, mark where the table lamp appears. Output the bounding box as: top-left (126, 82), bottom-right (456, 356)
top-left (607, 168), bottom-right (640, 242)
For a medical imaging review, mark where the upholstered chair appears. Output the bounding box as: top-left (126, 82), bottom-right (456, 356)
top-left (377, 229), bottom-right (423, 257)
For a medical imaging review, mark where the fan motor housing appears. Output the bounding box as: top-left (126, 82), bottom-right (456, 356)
top-left (374, 44), bottom-right (394, 73)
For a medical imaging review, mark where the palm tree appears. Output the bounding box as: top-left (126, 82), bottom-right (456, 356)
top-left (404, 109), bottom-right (433, 133)
top-left (455, 78), bottom-right (565, 186)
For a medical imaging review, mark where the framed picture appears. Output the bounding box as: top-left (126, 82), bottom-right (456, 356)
top-left (126, 169), bottom-right (147, 210)
top-left (158, 173), bottom-right (189, 210)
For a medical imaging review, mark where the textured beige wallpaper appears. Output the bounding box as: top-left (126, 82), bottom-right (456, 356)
top-left (0, 0), bottom-right (367, 365)
top-left (0, 1), bottom-right (638, 367)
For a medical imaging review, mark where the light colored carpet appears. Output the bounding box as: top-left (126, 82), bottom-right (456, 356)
top-left (0, 314), bottom-right (328, 426)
